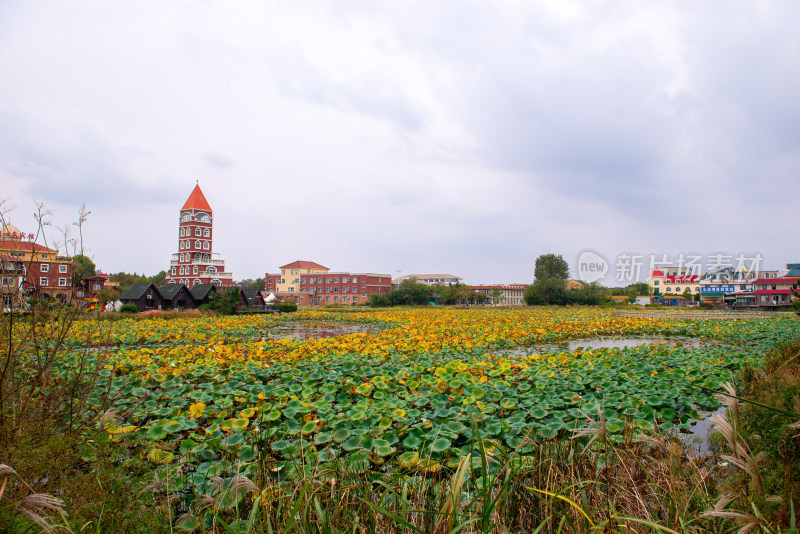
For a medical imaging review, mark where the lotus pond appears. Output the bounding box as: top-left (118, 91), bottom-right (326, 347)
top-left (72, 308), bottom-right (800, 492)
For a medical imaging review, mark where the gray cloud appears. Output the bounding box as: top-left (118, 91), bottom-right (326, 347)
top-left (0, 1), bottom-right (797, 282)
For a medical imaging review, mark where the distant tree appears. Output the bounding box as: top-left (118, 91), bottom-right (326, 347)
top-left (237, 277), bottom-right (266, 291)
top-left (526, 253), bottom-right (570, 305)
top-left (388, 278), bottom-right (433, 306)
top-left (368, 293), bottom-right (389, 307)
top-left (489, 288), bottom-right (504, 306)
top-left (148, 270), bottom-right (167, 287)
top-left (72, 254), bottom-right (96, 285)
top-left (534, 253), bottom-right (570, 285)
top-left (111, 271), bottom-right (166, 292)
top-left (200, 289), bottom-right (239, 315)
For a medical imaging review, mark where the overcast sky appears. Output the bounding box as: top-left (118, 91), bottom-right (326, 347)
top-left (1, 1), bottom-right (798, 285)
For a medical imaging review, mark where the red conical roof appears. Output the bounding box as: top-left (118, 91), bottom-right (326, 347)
top-left (182, 184), bottom-right (212, 211)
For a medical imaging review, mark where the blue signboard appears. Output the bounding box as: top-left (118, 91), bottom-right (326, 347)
top-left (701, 286), bottom-right (735, 294)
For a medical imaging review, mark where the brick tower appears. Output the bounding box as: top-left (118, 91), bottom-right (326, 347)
top-left (165, 184), bottom-right (233, 288)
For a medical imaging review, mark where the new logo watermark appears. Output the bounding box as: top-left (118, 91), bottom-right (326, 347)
top-left (575, 250), bottom-right (765, 285)
top-left (576, 250), bottom-right (608, 283)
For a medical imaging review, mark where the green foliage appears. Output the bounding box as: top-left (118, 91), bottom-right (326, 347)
top-left (120, 303), bottom-right (138, 313)
top-left (524, 281), bottom-right (607, 305)
top-left (111, 271), bottom-right (167, 292)
top-left (200, 289), bottom-right (240, 315)
top-left (278, 303), bottom-right (298, 313)
top-left (72, 254), bottom-right (96, 285)
top-left (238, 277), bottom-right (266, 291)
top-left (387, 278), bottom-right (432, 306)
top-left (369, 293), bottom-right (389, 307)
top-left (533, 253), bottom-right (570, 284)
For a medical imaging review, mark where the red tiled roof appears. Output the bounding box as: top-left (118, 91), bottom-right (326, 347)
top-left (751, 277), bottom-right (799, 285)
top-left (754, 289), bottom-right (794, 295)
top-left (280, 260), bottom-right (329, 270)
top-left (665, 275), bottom-right (699, 283)
top-left (469, 284), bottom-right (527, 290)
top-left (651, 269), bottom-right (664, 276)
top-left (0, 240), bottom-right (55, 252)
top-left (181, 184), bottom-right (212, 211)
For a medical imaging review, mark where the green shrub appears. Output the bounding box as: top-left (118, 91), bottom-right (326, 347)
top-left (278, 303), bottom-right (297, 313)
top-left (120, 303), bottom-right (138, 313)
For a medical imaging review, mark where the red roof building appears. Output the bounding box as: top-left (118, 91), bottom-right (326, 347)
top-left (165, 184), bottom-right (233, 288)
top-left (1, 225), bottom-right (73, 300)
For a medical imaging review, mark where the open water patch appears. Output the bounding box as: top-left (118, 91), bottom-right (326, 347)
top-left (265, 322), bottom-right (382, 341)
top-left (499, 336), bottom-right (718, 357)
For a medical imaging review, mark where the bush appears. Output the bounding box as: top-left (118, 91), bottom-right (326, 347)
top-left (199, 289), bottom-right (239, 315)
top-left (369, 293), bottom-right (389, 307)
top-left (120, 303), bottom-right (138, 313)
top-left (278, 303), bottom-right (297, 313)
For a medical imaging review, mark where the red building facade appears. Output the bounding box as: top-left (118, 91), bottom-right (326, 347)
top-left (165, 185), bottom-right (233, 288)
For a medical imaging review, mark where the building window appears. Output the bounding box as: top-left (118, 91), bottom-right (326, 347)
top-left (362, 291), bottom-right (366, 297)
top-left (59, 264), bottom-right (68, 273)
top-left (362, 282), bottom-right (366, 288)
top-left (195, 228), bottom-right (201, 236)
top-left (180, 267), bottom-right (184, 275)
top-left (206, 267), bottom-right (217, 274)
top-left (203, 241), bottom-right (209, 250)
top-left (59, 278), bottom-right (68, 287)
top-left (195, 240), bottom-right (201, 249)
top-left (181, 212), bottom-right (192, 222)
top-left (171, 267), bottom-right (176, 275)
top-left (675, 287), bottom-right (681, 292)
top-left (40, 264), bottom-right (49, 273)
top-left (193, 266), bottom-right (198, 274)
top-left (180, 241), bottom-right (185, 250)
top-left (196, 213), bottom-right (210, 223)
top-left (343, 277), bottom-right (349, 283)
top-left (334, 277), bottom-right (339, 283)
top-left (344, 287), bottom-right (349, 292)
top-left (203, 228), bottom-right (210, 237)
top-left (352, 277), bottom-right (358, 283)
top-left (180, 228), bottom-right (185, 237)
top-left (40, 277), bottom-right (48, 286)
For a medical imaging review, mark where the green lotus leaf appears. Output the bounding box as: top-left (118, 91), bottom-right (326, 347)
top-left (301, 421), bottom-right (318, 435)
top-left (378, 417), bottom-right (392, 430)
top-left (271, 439), bottom-right (292, 452)
top-left (403, 435), bottom-right (423, 449)
top-left (529, 407), bottom-right (548, 419)
top-left (430, 437), bottom-right (451, 453)
top-left (144, 425), bottom-right (168, 441)
top-left (179, 439), bottom-right (197, 455)
top-left (375, 445), bottom-right (395, 457)
top-left (314, 432), bottom-right (332, 445)
top-left (265, 409), bottom-right (282, 421)
top-left (342, 435), bottom-right (362, 451)
top-left (238, 445), bottom-right (256, 462)
top-left (223, 432), bottom-right (245, 448)
top-left (332, 428), bottom-right (351, 443)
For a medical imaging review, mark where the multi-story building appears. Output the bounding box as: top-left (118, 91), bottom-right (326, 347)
top-left (265, 261), bottom-right (330, 293)
top-left (265, 261), bottom-right (391, 305)
top-left (393, 273), bottom-right (462, 287)
top-left (1, 224), bottom-right (73, 301)
top-left (300, 272), bottom-right (391, 305)
top-left (165, 184), bottom-right (233, 288)
top-left (750, 276), bottom-right (799, 309)
top-left (647, 267), bottom-right (701, 298)
top-left (469, 284), bottom-right (527, 305)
